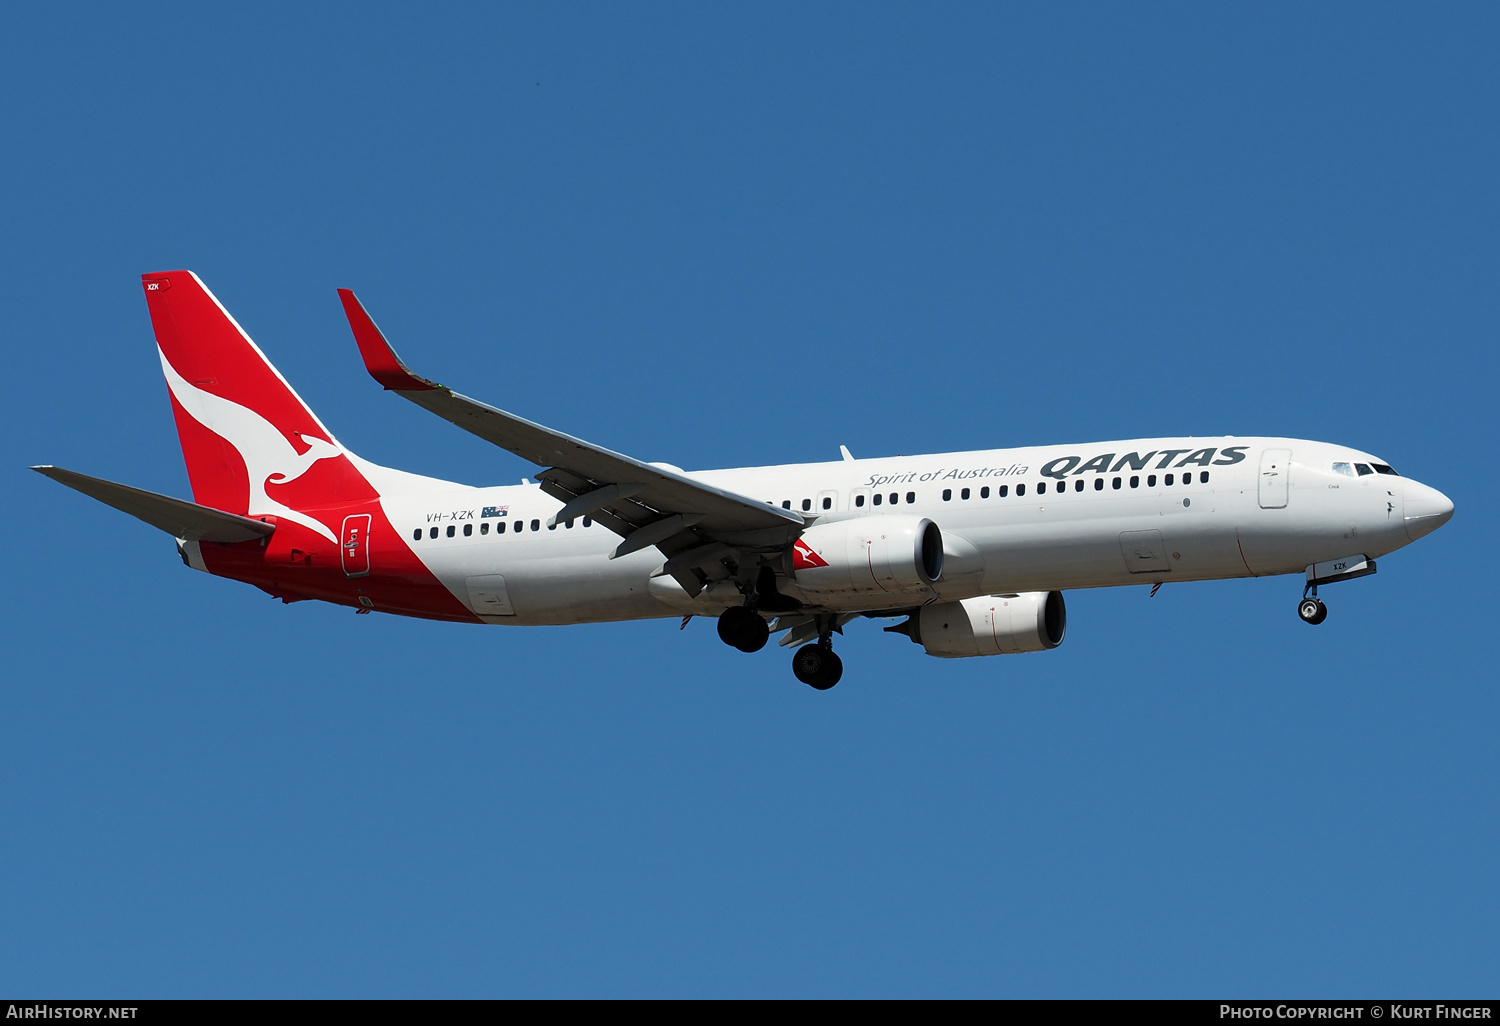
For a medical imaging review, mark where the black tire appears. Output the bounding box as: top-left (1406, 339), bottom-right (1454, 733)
top-left (1298, 597), bottom-right (1323, 624)
top-left (717, 606), bottom-right (766, 651)
top-left (737, 614), bottom-right (769, 653)
top-left (792, 645), bottom-right (842, 689)
top-left (1309, 599), bottom-right (1328, 625)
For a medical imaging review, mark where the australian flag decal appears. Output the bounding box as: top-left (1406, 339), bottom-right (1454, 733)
top-left (481, 506), bottom-right (509, 518)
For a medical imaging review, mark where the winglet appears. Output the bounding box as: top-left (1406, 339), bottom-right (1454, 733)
top-left (337, 289), bottom-right (440, 392)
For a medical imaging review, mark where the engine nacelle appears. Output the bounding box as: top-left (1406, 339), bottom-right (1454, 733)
top-left (791, 516), bottom-right (944, 595)
top-left (913, 592), bottom-right (1066, 658)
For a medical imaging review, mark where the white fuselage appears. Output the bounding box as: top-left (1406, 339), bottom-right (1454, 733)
top-left (379, 436), bottom-right (1448, 626)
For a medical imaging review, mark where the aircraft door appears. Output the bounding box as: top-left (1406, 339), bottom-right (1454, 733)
top-left (340, 513), bottom-right (371, 577)
top-left (1259, 449), bottom-right (1291, 509)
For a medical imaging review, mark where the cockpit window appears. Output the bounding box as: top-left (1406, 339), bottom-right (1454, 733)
top-left (1355, 463), bottom-right (1374, 476)
top-left (1332, 462), bottom-right (1354, 477)
top-left (1372, 463), bottom-right (1399, 476)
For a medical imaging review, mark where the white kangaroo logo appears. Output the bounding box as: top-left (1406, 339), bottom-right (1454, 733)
top-left (160, 349), bottom-right (343, 543)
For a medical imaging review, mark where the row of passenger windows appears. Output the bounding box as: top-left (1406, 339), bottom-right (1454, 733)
top-left (783, 491), bottom-right (923, 511)
top-left (942, 471), bottom-right (1208, 500)
top-left (412, 516), bottom-right (594, 542)
top-left (775, 472), bottom-right (1211, 512)
top-left (418, 470), bottom-right (1218, 542)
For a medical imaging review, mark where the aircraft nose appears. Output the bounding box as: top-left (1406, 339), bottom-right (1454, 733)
top-left (1404, 480), bottom-right (1454, 542)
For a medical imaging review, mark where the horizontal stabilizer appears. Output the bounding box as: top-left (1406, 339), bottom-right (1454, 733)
top-left (31, 466), bottom-right (276, 543)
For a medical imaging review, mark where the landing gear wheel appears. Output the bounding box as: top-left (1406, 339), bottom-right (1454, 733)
top-left (792, 644), bottom-right (843, 689)
top-left (1298, 597), bottom-right (1328, 625)
top-left (717, 606), bottom-right (769, 652)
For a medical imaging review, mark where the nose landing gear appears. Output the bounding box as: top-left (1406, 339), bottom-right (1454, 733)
top-left (1295, 555), bottom-right (1376, 626)
top-left (1298, 595), bottom-right (1328, 625)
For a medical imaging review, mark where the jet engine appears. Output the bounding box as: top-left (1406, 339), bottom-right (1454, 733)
top-left (790, 516), bottom-right (943, 596)
top-left (892, 592), bottom-right (1067, 658)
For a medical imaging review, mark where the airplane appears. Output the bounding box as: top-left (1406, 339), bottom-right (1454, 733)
top-left (33, 271), bottom-right (1455, 689)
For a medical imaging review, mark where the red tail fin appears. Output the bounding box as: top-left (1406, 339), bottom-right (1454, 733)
top-left (142, 272), bottom-right (374, 536)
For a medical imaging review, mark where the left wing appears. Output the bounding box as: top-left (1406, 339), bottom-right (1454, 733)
top-left (338, 290), bottom-right (804, 594)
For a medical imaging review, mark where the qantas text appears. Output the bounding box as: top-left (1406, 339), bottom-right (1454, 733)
top-left (864, 446), bottom-right (1247, 490)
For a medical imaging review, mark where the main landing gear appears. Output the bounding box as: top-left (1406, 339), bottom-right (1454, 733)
top-left (792, 640), bottom-right (843, 690)
top-left (715, 605), bottom-right (845, 689)
top-left (717, 605), bottom-right (769, 652)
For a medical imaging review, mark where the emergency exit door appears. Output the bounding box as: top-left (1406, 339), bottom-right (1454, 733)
top-left (341, 514), bottom-right (372, 577)
top-left (1259, 449), bottom-right (1291, 509)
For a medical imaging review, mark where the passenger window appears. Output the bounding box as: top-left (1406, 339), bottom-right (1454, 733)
top-left (855, 494), bottom-right (865, 507)
top-left (1201, 472), bottom-right (1209, 483)
top-left (980, 486), bottom-right (990, 498)
top-left (1147, 474), bottom-right (1156, 487)
top-left (873, 493), bottom-right (883, 506)
top-left (497, 521), bottom-right (506, 533)
top-left (943, 489), bottom-right (952, 501)
top-left (998, 485), bottom-right (1008, 497)
top-left (1037, 482), bottom-right (1047, 494)
top-left (582, 517), bottom-right (591, 527)
top-left (1112, 477), bottom-right (1121, 490)
top-left (801, 498), bottom-right (812, 511)
top-left (547, 522), bottom-right (556, 530)
top-left (1017, 483), bottom-right (1026, 497)
top-left (822, 497), bottom-right (831, 510)
top-left (412, 528), bottom-right (422, 541)
top-left (481, 522), bottom-right (489, 535)
top-left (1356, 464), bottom-right (1374, 476)
top-left (566, 519), bottom-right (574, 529)
top-left (1130, 476), bottom-right (1139, 488)
top-left (1093, 478), bottom-right (1103, 491)
top-left (961, 487), bottom-right (970, 500)
top-left (446, 525), bottom-right (455, 538)
top-left (531, 519), bottom-right (540, 531)
top-left (905, 492), bottom-right (915, 504)
top-left (1074, 479), bottom-right (1084, 492)
top-left (1165, 473), bottom-right (1174, 486)
top-left (782, 500), bottom-right (791, 509)
top-left (429, 527), bottom-right (438, 539)
top-left (890, 493), bottom-right (899, 505)
top-left (464, 523), bottom-right (473, 536)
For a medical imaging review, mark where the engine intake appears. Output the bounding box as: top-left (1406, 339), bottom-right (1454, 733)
top-left (901, 592), bottom-right (1066, 658)
top-left (791, 516), bottom-right (943, 595)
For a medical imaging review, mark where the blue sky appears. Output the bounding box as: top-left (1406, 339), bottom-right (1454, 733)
top-left (2, 4), bottom-right (1495, 997)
